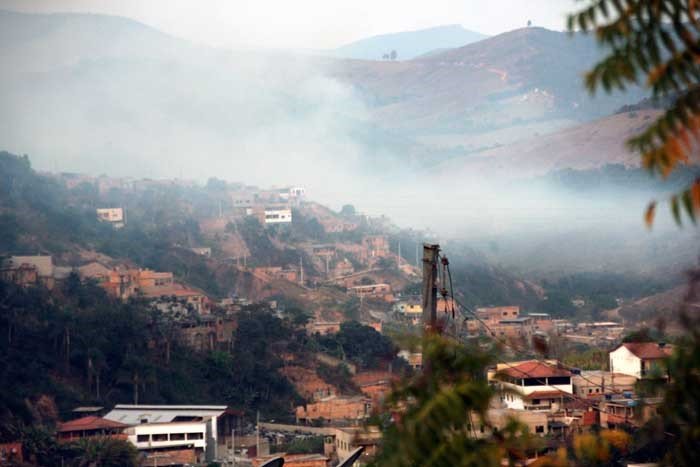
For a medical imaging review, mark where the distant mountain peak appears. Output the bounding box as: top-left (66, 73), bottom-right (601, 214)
top-left (332, 24), bottom-right (488, 61)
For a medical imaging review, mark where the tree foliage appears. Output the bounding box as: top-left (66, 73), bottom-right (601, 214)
top-left (316, 321), bottom-right (397, 369)
top-left (0, 277), bottom-right (308, 439)
top-left (569, 0), bottom-right (700, 225)
top-left (371, 335), bottom-right (532, 466)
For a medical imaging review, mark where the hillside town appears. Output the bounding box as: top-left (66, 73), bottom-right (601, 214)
top-left (1, 161), bottom-right (689, 466)
top-left (4, 0), bottom-right (700, 465)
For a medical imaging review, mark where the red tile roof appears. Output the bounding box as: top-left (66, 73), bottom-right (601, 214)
top-left (620, 342), bottom-right (673, 359)
top-left (57, 416), bottom-right (127, 433)
top-left (500, 361), bottom-right (571, 379)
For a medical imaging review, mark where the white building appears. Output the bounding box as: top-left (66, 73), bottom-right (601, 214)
top-left (189, 247), bottom-right (212, 258)
top-left (278, 186), bottom-right (305, 202)
top-left (490, 360), bottom-right (573, 411)
top-left (609, 342), bottom-right (672, 380)
top-left (96, 208), bottom-right (125, 228)
top-left (104, 404), bottom-right (228, 462)
top-left (264, 207), bottom-right (292, 224)
top-left (125, 420), bottom-right (207, 451)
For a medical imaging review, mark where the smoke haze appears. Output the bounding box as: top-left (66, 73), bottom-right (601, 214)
top-left (0, 9), bottom-right (698, 277)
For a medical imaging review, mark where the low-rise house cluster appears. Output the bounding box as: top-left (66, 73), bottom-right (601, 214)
top-left (1, 254), bottom-right (237, 353)
top-left (360, 235), bottom-right (390, 266)
top-left (466, 306), bottom-right (553, 339)
top-left (307, 321), bottom-right (342, 335)
top-left (295, 396), bottom-right (372, 425)
top-left (393, 299), bottom-right (423, 325)
top-left (77, 263), bottom-right (211, 314)
top-left (178, 315), bottom-right (237, 352)
top-left (484, 341), bottom-right (674, 438)
top-left (308, 244), bottom-right (357, 279)
top-left (562, 321), bottom-right (626, 345)
top-left (0, 255), bottom-right (71, 289)
top-left (351, 371), bottom-right (396, 406)
top-left (229, 186), bottom-right (304, 226)
top-left (348, 283), bottom-right (393, 301)
top-left (253, 266), bottom-right (300, 284)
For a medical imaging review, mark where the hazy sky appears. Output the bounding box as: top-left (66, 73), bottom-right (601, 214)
top-left (1, 0), bottom-right (577, 49)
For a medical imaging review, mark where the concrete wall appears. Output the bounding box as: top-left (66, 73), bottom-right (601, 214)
top-left (609, 346), bottom-right (641, 379)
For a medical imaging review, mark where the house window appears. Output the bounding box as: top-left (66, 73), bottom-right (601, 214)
top-left (170, 433), bottom-right (185, 441)
top-left (524, 378), bottom-right (546, 386)
top-left (532, 399), bottom-right (540, 405)
top-left (187, 433), bottom-right (203, 440)
top-left (137, 435), bottom-right (150, 443)
top-left (535, 426), bottom-right (544, 433)
top-left (152, 434), bottom-right (168, 442)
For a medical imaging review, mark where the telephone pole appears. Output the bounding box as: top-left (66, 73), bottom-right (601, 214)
top-left (421, 244), bottom-right (440, 333)
top-left (256, 411), bottom-right (260, 457)
top-left (299, 256), bottom-right (304, 286)
top-left (397, 241), bottom-right (401, 269)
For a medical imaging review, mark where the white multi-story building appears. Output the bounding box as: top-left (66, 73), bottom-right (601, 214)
top-left (490, 360), bottom-right (573, 411)
top-left (104, 405), bottom-right (228, 462)
top-left (609, 342), bottom-right (672, 380)
top-left (96, 207), bottom-right (125, 228)
top-left (126, 420), bottom-right (207, 449)
top-left (264, 207), bottom-right (292, 224)
top-left (277, 186), bottom-right (305, 202)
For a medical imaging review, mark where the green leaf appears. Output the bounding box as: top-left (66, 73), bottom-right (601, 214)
top-left (671, 195), bottom-right (682, 225)
top-left (682, 189), bottom-right (697, 223)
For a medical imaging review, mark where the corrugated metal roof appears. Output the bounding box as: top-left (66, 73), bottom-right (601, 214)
top-left (104, 405), bottom-right (227, 425)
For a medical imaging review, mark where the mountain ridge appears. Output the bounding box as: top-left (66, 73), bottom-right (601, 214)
top-left (332, 24), bottom-right (487, 61)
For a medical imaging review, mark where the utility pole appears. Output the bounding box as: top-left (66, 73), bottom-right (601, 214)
top-left (256, 411), bottom-right (260, 457)
top-left (397, 241), bottom-right (401, 269)
top-left (299, 256), bottom-right (304, 286)
top-left (231, 428), bottom-right (236, 467)
top-left (421, 244), bottom-right (440, 333)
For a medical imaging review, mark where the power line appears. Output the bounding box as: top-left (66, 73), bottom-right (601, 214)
top-left (434, 253), bottom-right (649, 421)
